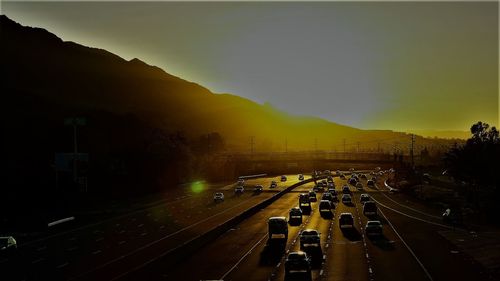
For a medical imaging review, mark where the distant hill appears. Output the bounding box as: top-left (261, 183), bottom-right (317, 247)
top-left (407, 130), bottom-right (470, 140)
top-left (1, 15), bottom-right (458, 153)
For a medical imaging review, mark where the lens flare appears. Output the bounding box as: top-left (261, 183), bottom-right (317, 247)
top-left (190, 180), bottom-right (205, 193)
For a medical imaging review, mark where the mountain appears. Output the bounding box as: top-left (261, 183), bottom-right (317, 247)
top-left (407, 130), bottom-right (470, 140)
top-left (1, 15), bottom-right (456, 153)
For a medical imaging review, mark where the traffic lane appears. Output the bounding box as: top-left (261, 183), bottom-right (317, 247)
top-left (7, 179), bottom-right (278, 281)
top-left (123, 183), bottom-right (314, 281)
top-left (223, 187), bottom-right (318, 281)
top-left (271, 196), bottom-right (333, 281)
top-left (322, 194), bottom-right (369, 281)
top-left (70, 187), bottom-right (283, 281)
top-left (378, 203), bottom-right (493, 281)
top-left (352, 193), bottom-right (429, 281)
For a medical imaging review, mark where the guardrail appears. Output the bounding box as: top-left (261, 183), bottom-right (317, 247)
top-left (238, 174), bottom-right (268, 180)
top-left (119, 176), bottom-right (322, 280)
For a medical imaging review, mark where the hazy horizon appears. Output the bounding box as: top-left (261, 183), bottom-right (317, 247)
top-left (2, 1), bottom-right (498, 133)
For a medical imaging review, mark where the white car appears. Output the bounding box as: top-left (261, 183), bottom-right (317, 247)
top-left (213, 192), bottom-right (224, 202)
top-left (235, 186), bottom-right (244, 194)
top-left (0, 236), bottom-right (17, 252)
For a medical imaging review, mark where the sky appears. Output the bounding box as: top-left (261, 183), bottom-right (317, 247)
top-left (2, 1), bottom-right (498, 132)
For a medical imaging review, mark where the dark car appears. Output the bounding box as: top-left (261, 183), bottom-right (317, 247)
top-left (319, 200), bottom-right (333, 215)
top-left (341, 194), bottom-right (352, 204)
top-left (348, 177), bottom-right (357, 186)
top-left (339, 213), bottom-right (354, 229)
top-left (281, 175), bottom-right (287, 182)
top-left (299, 229), bottom-right (321, 249)
top-left (328, 188), bottom-right (337, 195)
top-left (308, 191), bottom-right (317, 202)
top-left (367, 180), bottom-right (375, 187)
top-left (0, 236), bottom-right (17, 253)
top-left (299, 193), bottom-right (312, 212)
top-left (342, 185), bottom-right (351, 194)
top-left (321, 192), bottom-right (334, 204)
top-left (365, 221), bottom-right (383, 236)
top-left (327, 176), bottom-right (333, 183)
top-left (360, 193), bottom-right (370, 204)
top-left (289, 207), bottom-right (303, 225)
top-left (270, 181), bottom-right (278, 188)
top-left (285, 251), bottom-right (312, 281)
top-left (363, 201), bottom-right (377, 216)
top-left (298, 174), bottom-right (305, 181)
top-left (254, 184), bottom-right (263, 193)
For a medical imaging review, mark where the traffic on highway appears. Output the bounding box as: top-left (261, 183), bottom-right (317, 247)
top-left (1, 169), bottom-right (497, 281)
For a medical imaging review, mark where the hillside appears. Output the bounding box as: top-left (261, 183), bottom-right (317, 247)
top-left (1, 14), bottom-right (457, 154)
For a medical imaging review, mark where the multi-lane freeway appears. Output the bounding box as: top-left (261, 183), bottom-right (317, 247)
top-left (1, 170), bottom-right (497, 281)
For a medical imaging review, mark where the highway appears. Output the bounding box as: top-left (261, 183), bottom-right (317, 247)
top-left (1, 175), bottom-right (302, 281)
top-left (118, 170), bottom-right (497, 281)
top-left (2, 170), bottom-right (497, 281)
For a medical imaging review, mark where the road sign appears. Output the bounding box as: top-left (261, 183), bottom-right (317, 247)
top-left (64, 117), bottom-right (86, 126)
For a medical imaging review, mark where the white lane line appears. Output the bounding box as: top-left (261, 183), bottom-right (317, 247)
top-left (378, 208), bottom-right (434, 281)
top-left (379, 182), bottom-right (441, 219)
top-left (371, 197), bottom-right (455, 229)
top-left (95, 237), bottom-right (104, 242)
top-left (56, 262), bottom-right (69, 269)
top-left (118, 241), bottom-right (126, 245)
top-left (67, 246), bottom-right (78, 252)
top-left (220, 233), bottom-right (268, 280)
top-left (31, 258), bottom-right (45, 264)
top-left (36, 246), bottom-right (47, 252)
top-left (140, 232), bottom-right (148, 236)
top-left (137, 224), bottom-right (144, 228)
top-left (92, 250), bottom-right (102, 255)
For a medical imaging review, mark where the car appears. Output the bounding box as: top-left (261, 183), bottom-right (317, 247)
top-left (348, 177), bottom-right (357, 185)
top-left (328, 188), bottom-right (337, 195)
top-left (327, 176), bottom-right (333, 183)
top-left (324, 170), bottom-right (331, 175)
top-left (340, 173), bottom-right (346, 180)
top-left (313, 184), bottom-right (324, 193)
top-left (284, 251), bottom-right (311, 280)
top-left (237, 178), bottom-right (245, 186)
top-left (367, 180), bottom-right (375, 187)
top-left (308, 191), bottom-right (317, 202)
top-left (356, 182), bottom-right (363, 190)
top-left (339, 213), bottom-right (354, 228)
top-left (281, 175), bottom-right (287, 182)
top-left (0, 236), bottom-right (17, 253)
top-left (270, 181), bottom-right (277, 188)
top-left (300, 229), bottom-right (321, 249)
top-left (327, 182), bottom-right (335, 189)
top-left (341, 194), bottom-right (352, 204)
top-left (349, 168), bottom-right (355, 172)
top-left (268, 217), bottom-right (288, 242)
top-left (289, 207), bottom-right (303, 225)
top-left (298, 174), bottom-right (305, 181)
top-left (363, 201), bottom-right (377, 216)
top-left (299, 193), bottom-right (312, 212)
top-left (319, 200), bottom-right (333, 214)
top-left (336, 170), bottom-right (341, 175)
top-left (254, 185), bottom-right (263, 193)
top-left (365, 221), bottom-right (383, 236)
top-left (331, 193), bottom-right (339, 202)
top-left (360, 193), bottom-right (370, 204)
top-left (213, 192), bottom-right (224, 202)
top-left (342, 185), bottom-right (351, 194)
top-left (360, 174), bottom-right (367, 179)
top-left (371, 176), bottom-right (377, 182)
top-left (321, 192), bottom-right (334, 203)
top-left (235, 186), bottom-right (244, 194)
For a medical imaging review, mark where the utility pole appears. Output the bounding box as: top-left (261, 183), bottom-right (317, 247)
top-left (250, 136), bottom-right (255, 157)
top-left (410, 134), bottom-right (415, 168)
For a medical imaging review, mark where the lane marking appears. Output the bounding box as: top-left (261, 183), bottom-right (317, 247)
top-left (371, 197), bottom-right (455, 230)
top-left (220, 233), bottom-right (268, 280)
top-left (378, 208), bottom-right (434, 281)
